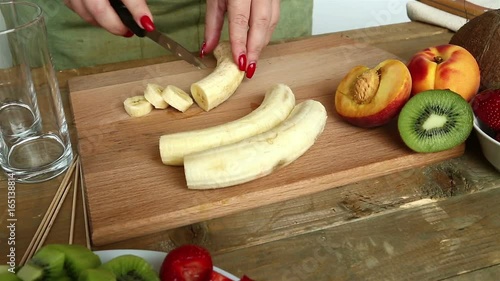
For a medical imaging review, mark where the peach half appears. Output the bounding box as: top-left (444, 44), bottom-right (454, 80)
top-left (407, 44), bottom-right (480, 101)
top-left (334, 59), bottom-right (412, 128)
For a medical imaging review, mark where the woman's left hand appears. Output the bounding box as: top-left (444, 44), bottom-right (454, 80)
top-left (203, 0), bottom-right (281, 79)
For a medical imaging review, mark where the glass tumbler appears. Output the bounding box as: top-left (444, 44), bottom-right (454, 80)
top-left (0, 1), bottom-right (73, 183)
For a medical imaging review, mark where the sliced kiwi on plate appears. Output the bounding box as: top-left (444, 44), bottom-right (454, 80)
top-left (44, 244), bottom-right (101, 280)
top-left (398, 89), bottom-right (473, 153)
top-left (16, 244), bottom-right (101, 281)
top-left (16, 246), bottom-right (66, 281)
top-left (99, 254), bottom-right (160, 281)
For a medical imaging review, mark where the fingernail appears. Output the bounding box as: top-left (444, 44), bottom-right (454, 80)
top-left (246, 62), bottom-right (256, 79)
top-left (123, 30), bottom-right (134, 38)
top-left (140, 15), bottom-right (155, 32)
top-left (238, 54), bottom-right (247, 71)
top-left (199, 41), bottom-right (206, 58)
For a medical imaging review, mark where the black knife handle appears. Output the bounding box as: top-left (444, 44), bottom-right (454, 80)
top-left (109, 0), bottom-right (146, 37)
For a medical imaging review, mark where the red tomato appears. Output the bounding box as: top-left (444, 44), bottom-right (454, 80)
top-left (160, 244), bottom-right (214, 281)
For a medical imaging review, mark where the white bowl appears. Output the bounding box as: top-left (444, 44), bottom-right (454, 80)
top-left (473, 116), bottom-right (500, 171)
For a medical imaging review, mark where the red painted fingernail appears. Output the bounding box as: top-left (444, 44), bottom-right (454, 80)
top-left (238, 54), bottom-right (247, 71)
top-left (246, 62), bottom-right (256, 79)
top-left (199, 41), bottom-right (206, 58)
top-left (123, 30), bottom-right (134, 37)
top-left (140, 15), bottom-right (155, 32)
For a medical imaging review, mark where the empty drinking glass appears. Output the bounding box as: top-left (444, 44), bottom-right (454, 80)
top-left (0, 1), bottom-right (73, 183)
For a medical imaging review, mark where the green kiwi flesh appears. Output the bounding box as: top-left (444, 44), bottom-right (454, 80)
top-left (100, 254), bottom-right (160, 281)
top-left (0, 272), bottom-right (22, 281)
top-left (52, 276), bottom-right (73, 281)
top-left (16, 264), bottom-right (43, 281)
top-left (44, 244), bottom-right (101, 280)
top-left (0, 265), bottom-right (11, 274)
top-left (398, 89), bottom-right (473, 153)
top-left (78, 268), bottom-right (116, 281)
top-left (16, 246), bottom-right (66, 281)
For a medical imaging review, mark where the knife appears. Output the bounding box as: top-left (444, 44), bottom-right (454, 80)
top-left (109, 0), bottom-right (207, 69)
top-left (417, 0), bottom-right (493, 19)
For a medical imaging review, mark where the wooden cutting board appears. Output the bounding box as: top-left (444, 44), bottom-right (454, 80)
top-left (69, 35), bottom-right (465, 246)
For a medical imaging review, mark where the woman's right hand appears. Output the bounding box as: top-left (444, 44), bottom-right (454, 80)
top-left (63, 0), bottom-right (155, 37)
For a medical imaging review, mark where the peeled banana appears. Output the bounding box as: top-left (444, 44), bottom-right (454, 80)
top-left (184, 99), bottom-right (328, 189)
top-left (123, 96), bottom-right (153, 117)
top-left (159, 84), bottom-right (296, 166)
top-left (144, 83), bottom-right (168, 109)
top-left (191, 42), bottom-right (245, 111)
top-left (161, 85), bottom-right (194, 112)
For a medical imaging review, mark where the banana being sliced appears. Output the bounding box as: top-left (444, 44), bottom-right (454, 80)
top-left (123, 96), bottom-right (153, 117)
top-left (144, 83), bottom-right (168, 109)
top-left (159, 84), bottom-right (296, 166)
top-left (191, 42), bottom-right (245, 111)
top-left (184, 99), bottom-right (327, 189)
top-left (161, 85), bottom-right (194, 112)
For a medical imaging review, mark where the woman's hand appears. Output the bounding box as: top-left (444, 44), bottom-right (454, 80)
top-left (64, 0), bottom-right (280, 78)
top-left (204, 0), bottom-right (281, 78)
top-left (63, 0), bottom-right (155, 37)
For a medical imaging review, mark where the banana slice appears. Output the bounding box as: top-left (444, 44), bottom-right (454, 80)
top-left (123, 95), bottom-right (153, 117)
top-left (161, 85), bottom-right (193, 112)
top-left (144, 83), bottom-right (168, 109)
top-left (190, 42), bottom-right (245, 111)
top-left (159, 84), bottom-right (296, 166)
top-left (184, 99), bottom-right (327, 189)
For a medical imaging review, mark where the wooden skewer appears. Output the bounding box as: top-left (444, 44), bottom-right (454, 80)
top-left (79, 160), bottom-right (92, 249)
top-left (69, 160), bottom-right (80, 244)
top-left (20, 177), bottom-right (72, 265)
top-left (34, 180), bottom-right (73, 253)
top-left (19, 156), bottom-right (79, 265)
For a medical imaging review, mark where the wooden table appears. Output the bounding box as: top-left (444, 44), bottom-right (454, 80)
top-left (1, 21), bottom-right (499, 280)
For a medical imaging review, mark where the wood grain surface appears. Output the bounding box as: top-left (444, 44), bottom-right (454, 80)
top-left (69, 34), bottom-right (465, 245)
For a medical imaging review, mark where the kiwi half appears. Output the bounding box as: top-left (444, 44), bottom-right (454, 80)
top-left (398, 89), bottom-right (473, 153)
top-left (100, 254), bottom-right (160, 281)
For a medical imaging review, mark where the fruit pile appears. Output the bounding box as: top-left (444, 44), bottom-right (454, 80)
top-left (0, 244), bottom-right (253, 281)
top-left (334, 43), bottom-right (482, 153)
top-left (448, 9), bottom-right (500, 144)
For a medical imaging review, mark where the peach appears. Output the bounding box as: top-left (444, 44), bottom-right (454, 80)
top-left (407, 44), bottom-right (480, 101)
top-left (334, 59), bottom-right (412, 128)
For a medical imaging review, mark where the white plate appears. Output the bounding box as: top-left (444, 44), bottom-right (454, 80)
top-left (94, 249), bottom-right (239, 281)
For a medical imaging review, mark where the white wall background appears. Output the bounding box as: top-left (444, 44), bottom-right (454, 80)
top-left (312, 0), bottom-right (412, 35)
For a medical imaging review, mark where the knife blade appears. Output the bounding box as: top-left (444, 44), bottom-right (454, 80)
top-left (109, 0), bottom-right (206, 69)
top-left (145, 30), bottom-right (207, 69)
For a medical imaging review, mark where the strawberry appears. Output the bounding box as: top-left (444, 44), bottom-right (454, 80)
top-left (471, 89), bottom-right (500, 132)
top-left (239, 276), bottom-right (255, 281)
top-left (160, 244), bottom-right (213, 281)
